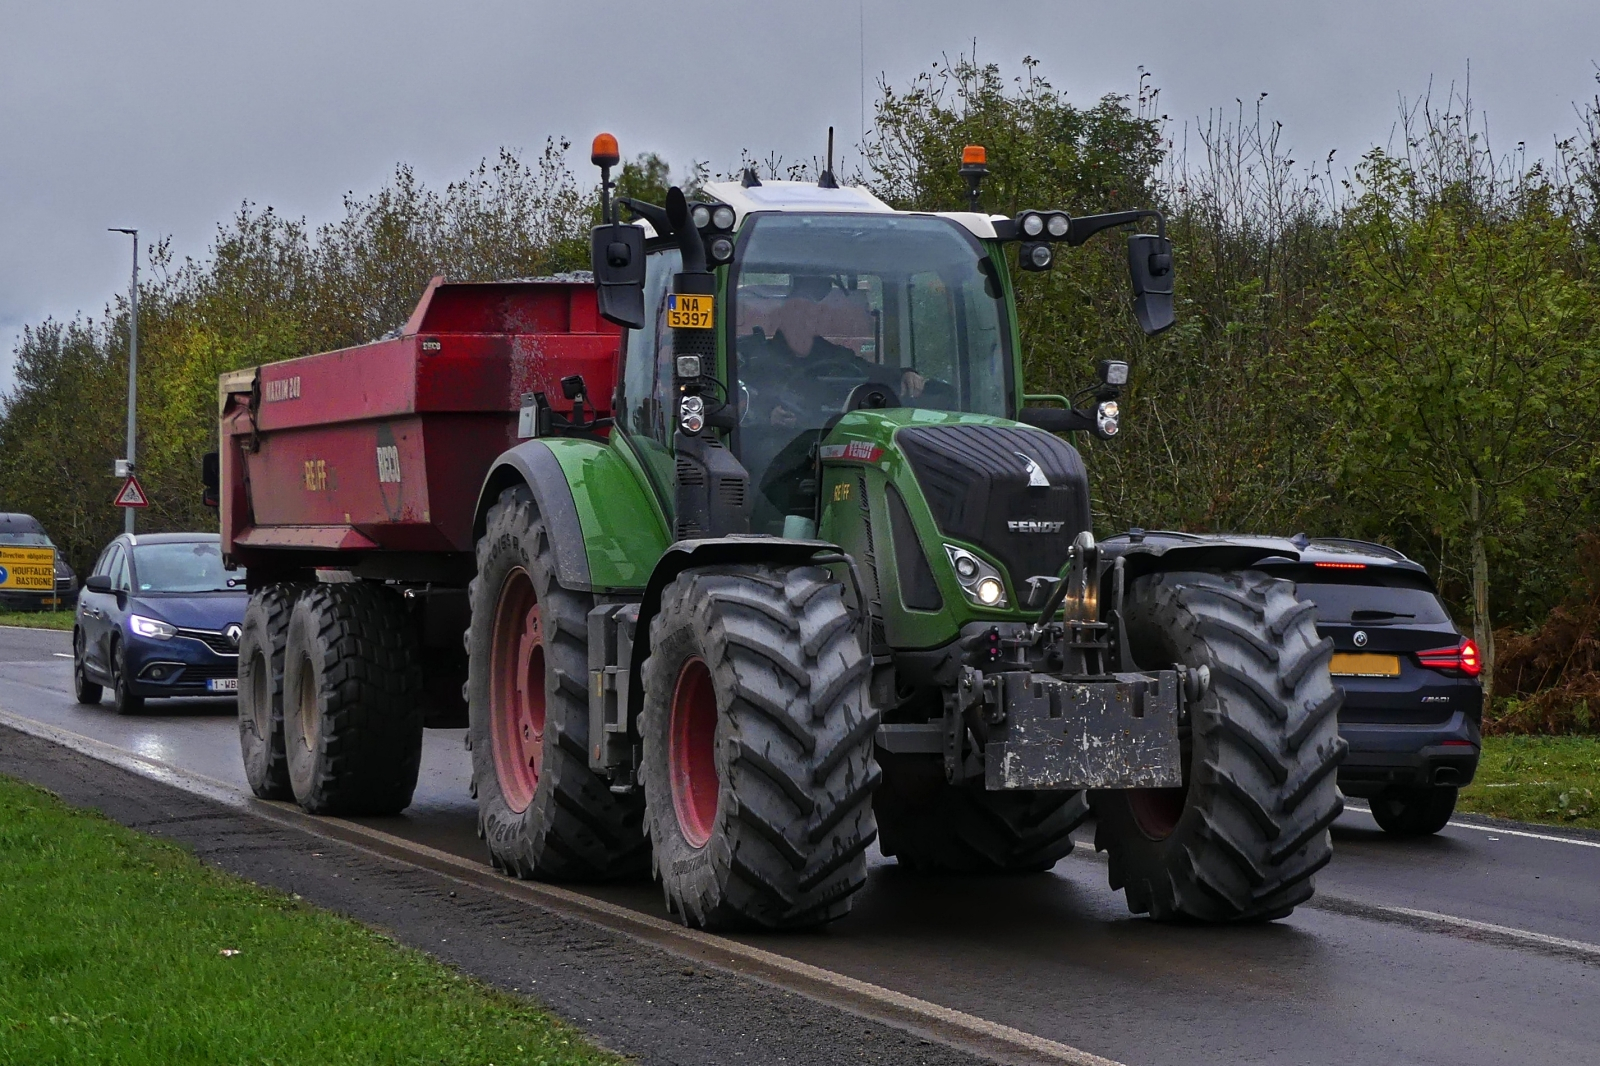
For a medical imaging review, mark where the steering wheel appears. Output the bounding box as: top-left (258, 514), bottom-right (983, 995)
top-left (844, 381), bottom-right (902, 411)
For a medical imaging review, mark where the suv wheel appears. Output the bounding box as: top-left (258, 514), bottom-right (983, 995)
top-left (72, 630), bottom-right (102, 704)
top-left (1370, 786), bottom-right (1457, 837)
top-left (110, 639), bottom-right (144, 716)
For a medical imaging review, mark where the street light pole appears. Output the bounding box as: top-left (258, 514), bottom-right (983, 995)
top-left (110, 228), bottom-right (138, 534)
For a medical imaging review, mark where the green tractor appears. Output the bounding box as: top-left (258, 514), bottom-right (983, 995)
top-left (466, 134), bottom-right (1344, 929)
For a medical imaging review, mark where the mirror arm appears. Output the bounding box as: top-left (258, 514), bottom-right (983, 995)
top-left (1066, 209), bottom-right (1165, 246)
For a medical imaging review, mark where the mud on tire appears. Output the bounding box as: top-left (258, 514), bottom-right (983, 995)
top-left (639, 564), bottom-right (878, 930)
top-left (466, 485), bottom-right (647, 881)
top-left (874, 753), bottom-right (1088, 874)
top-left (1090, 569), bottom-right (1346, 922)
top-left (283, 581), bottom-right (424, 815)
top-left (238, 583), bottom-right (302, 801)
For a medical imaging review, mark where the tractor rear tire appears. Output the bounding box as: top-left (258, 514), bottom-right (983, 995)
top-left (1370, 785), bottom-right (1457, 837)
top-left (466, 485), bottom-right (647, 881)
top-left (238, 583), bottom-right (302, 801)
top-left (874, 752), bottom-right (1088, 874)
top-left (283, 582), bottom-right (424, 815)
top-left (640, 564), bottom-right (878, 930)
top-left (1090, 569), bottom-right (1346, 922)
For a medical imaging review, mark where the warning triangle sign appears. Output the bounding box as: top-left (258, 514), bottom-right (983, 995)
top-left (113, 475), bottom-right (149, 508)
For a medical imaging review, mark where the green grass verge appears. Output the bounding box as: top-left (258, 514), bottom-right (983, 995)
top-left (0, 775), bottom-right (619, 1065)
top-left (0, 609), bottom-right (75, 631)
top-left (1459, 735), bottom-right (1600, 831)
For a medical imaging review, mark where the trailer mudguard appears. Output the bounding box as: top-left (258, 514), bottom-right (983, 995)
top-left (475, 437), bottom-right (671, 594)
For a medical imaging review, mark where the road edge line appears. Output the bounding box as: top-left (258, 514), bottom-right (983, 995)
top-left (0, 708), bottom-right (1124, 1066)
top-left (1308, 893), bottom-right (1600, 963)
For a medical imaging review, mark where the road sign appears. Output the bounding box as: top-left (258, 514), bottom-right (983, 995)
top-left (0, 547), bottom-right (56, 592)
top-left (114, 475), bottom-right (149, 508)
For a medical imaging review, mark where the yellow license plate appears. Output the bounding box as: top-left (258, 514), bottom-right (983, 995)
top-left (666, 293), bottom-right (714, 329)
top-left (1329, 652), bottom-right (1401, 677)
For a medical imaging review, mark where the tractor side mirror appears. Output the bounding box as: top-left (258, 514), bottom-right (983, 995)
top-left (201, 451), bottom-right (220, 509)
top-left (1127, 233), bottom-right (1175, 335)
top-left (590, 223), bottom-right (646, 329)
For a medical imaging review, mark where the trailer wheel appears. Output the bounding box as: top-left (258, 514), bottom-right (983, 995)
top-left (466, 485), bottom-right (647, 880)
top-left (873, 753), bottom-right (1088, 874)
top-left (639, 564), bottom-right (878, 930)
top-left (282, 582), bottom-right (424, 815)
top-left (1090, 570), bottom-right (1346, 922)
top-left (237, 583), bottom-right (302, 801)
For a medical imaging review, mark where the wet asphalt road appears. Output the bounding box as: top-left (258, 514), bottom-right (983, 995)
top-left (2, 624), bottom-right (1597, 1065)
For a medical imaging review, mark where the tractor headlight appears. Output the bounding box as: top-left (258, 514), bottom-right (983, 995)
top-left (1020, 211), bottom-right (1045, 237)
top-left (691, 204), bottom-right (712, 230)
top-left (679, 394), bottom-right (706, 434)
top-left (1096, 400), bottom-right (1120, 437)
top-left (945, 545), bottom-right (1008, 609)
top-left (711, 205), bottom-right (736, 230)
top-left (1046, 212), bottom-right (1070, 238)
top-left (130, 614), bottom-right (176, 640)
top-left (708, 236), bottom-right (736, 264)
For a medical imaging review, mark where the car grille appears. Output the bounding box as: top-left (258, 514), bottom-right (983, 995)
top-left (55, 577), bottom-right (73, 591)
top-left (173, 661), bottom-right (237, 682)
top-left (177, 627), bottom-right (237, 655)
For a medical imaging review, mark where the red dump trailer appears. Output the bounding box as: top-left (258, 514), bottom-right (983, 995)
top-left (216, 276), bottom-right (625, 801)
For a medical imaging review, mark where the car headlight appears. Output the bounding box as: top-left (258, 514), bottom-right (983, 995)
top-left (945, 545), bottom-right (1008, 609)
top-left (129, 614), bottom-right (177, 640)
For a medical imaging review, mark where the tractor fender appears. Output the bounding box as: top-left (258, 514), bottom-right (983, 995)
top-left (625, 537), bottom-right (863, 724)
top-left (1100, 536), bottom-right (1303, 591)
top-left (474, 440), bottom-right (592, 592)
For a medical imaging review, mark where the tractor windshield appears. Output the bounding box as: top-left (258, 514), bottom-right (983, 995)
top-left (731, 212), bottom-right (1011, 533)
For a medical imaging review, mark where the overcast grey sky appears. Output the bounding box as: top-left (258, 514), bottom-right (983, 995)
top-left (3, 1), bottom-right (1599, 393)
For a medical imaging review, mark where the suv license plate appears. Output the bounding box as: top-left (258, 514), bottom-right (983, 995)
top-left (1329, 653), bottom-right (1401, 677)
top-left (207, 677), bottom-right (239, 692)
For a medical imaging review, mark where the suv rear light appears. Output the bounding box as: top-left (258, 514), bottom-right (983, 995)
top-left (1314, 561), bottom-right (1367, 569)
top-left (1417, 638), bottom-right (1482, 677)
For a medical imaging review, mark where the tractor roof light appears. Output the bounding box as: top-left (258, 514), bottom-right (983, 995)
top-left (690, 204), bottom-right (712, 230)
top-left (1020, 211), bottom-right (1046, 238)
top-left (708, 236), bottom-right (735, 264)
top-left (590, 132), bottom-right (620, 168)
top-left (1046, 212), bottom-right (1070, 238)
top-left (1020, 242), bottom-right (1053, 271)
top-left (711, 205), bottom-right (736, 231)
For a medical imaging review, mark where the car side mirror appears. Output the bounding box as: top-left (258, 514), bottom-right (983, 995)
top-left (85, 574), bottom-right (113, 594)
top-left (1127, 233), bottom-right (1175, 335)
top-left (590, 223), bottom-right (646, 329)
top-left (201, 450), bottom-right (220, 509)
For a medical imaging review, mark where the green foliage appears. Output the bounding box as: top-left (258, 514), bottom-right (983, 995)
top-left (1460, 735), bottom-right (1600, 829)
top-left (0, 775), bottom-right (618, 1065)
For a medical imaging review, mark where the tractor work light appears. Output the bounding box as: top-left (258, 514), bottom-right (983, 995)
top-left (1021, 242), bottom-right (1053, 271)
top-left (1096, 400), bottom-right (1120, 437)
top-left (691, 204), bottom-right (712, 230)
top-left (712, 205), bottom-right (736, 230)
top-left (708, 236), bottom-right (736, 264)
top-left (1099, 360), bottom-right (1130, 386)
top-left (679, 395), bottom-right (706, 434)
top-left (945, 545), bottom-right (1008, 609)
top-left (676, 355), bottom-right (702, 379)
top-left (1046, 212), bottom-right (1070, 238)
top-left (1020, 211), bottom-right (1046, 237)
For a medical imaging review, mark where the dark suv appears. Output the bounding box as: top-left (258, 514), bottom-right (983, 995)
top-left (1103, 531), bottom-right (1482, 836)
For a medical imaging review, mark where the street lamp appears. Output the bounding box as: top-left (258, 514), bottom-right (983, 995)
top-left (109, 228), bottom-right (138, 534)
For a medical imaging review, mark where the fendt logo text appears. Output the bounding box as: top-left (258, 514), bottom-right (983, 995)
top-left (1007, 520), bottom-right (1066, 534)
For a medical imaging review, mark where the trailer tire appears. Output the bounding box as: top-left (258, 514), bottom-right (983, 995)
top-left (467, 485), bottom-right (647, 881)
top-left (237, 583), bottom-right (302, 801)
top-left (873, 754), bottom-right (1088, 874)
top-left (1090, 569), bottom-right (1346, 922)
top-left (639, 564), bottom-right (878, 930)
top-left (282, 582), bottom-right (424, 815)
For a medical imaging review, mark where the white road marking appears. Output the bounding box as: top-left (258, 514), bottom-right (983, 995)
top-left (1344, 801), bottom-right (1600, 850)
top-left (1311, 895), bottom-right (1600, 962)
top-left (52, 653), bottom-right (72, 658)
top-left (0, 706), bottom-right (1126, 1066)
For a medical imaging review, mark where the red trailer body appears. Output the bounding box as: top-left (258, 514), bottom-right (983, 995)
top-left (219, 276), bottom-right (619, 573)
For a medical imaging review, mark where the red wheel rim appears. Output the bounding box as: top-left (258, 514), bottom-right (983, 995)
top-left (490, 568), bottom-right (545, 814)
top-left (669, 657), bottom-right (719, 848)
top-left (1129, 787), bottom-right (1186, 840)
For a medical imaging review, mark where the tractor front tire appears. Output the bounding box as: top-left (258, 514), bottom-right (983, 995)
top-left (238, 583), bottom-right (302, 801)
top-left (640, 564), bottom-right (878, 930)
top-left (466, 485), bottom-right (647, 881)
top-left (1090, 569), bottom-right (1346, 922)
top-left (874, 753), bottom-right (1088, 874)
top-left (282, 582), bottom-right (424, 815)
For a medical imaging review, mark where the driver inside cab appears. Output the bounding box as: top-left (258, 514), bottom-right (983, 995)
top-left (739, 275), bottom-right (925, 426)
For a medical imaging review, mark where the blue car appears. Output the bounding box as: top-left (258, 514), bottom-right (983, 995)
top-left (73, 533), bottom-right (248, 714)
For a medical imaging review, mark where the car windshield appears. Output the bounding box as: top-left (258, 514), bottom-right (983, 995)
top-left (733, 212), bottom-right (1011, 532)
top-left (1296, 583), bottom-right (1451, 626)
top-left (0, 531), bottom-right (53, 546)
top-left (131, 541), bottom-right (245, 593)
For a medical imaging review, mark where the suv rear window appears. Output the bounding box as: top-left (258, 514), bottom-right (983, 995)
top-left (1295, 583), bottom-right (1451, 626)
